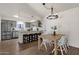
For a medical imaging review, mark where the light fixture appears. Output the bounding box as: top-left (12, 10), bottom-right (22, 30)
top-left (42, 3), bottom-right (58, 20)
top-left (13, 15), bottom-right (19, 18)
top-left (30, 20), bottom-right (37, 22)
top-left (30, 16), bottom-right (37, 22)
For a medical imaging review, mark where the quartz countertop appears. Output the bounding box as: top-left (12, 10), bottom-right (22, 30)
top-left (19, 31), bottom-right (41, 34)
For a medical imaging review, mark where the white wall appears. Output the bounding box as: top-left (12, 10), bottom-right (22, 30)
top-left (1, 15), bottom-right (29, 22)
top-left (60, 7), bottom-right (79, 48)
top-left (0, 17), bottom-right (1, 42)
top-left (42, 7), bottom-right (79, 48)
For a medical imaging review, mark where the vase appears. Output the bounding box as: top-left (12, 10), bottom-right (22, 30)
top-left (53, 30), bottom-right (56, 36)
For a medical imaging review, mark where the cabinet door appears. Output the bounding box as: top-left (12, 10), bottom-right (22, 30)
top-left (12, 31), bottom-right (18, 38)
top-left (25, 22), bottom-right (30, 27)
top-left (1, 20), bottom-right (8, 31)
top-left (12, 21), bottom-right (16, 27)
top-left (1, 20), bottom-right (16, 40)
top-left (7, 20), bottom-right (16, 31)
top-left (7, 20), bottom-right (11, 31)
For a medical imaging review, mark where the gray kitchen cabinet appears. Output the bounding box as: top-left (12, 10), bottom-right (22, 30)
top-left (25, 22), bottom-right (30, 27)
top-left (12, 31), bottom-right (18, 39)
top-left (1, 20), bottom-right (18, 41)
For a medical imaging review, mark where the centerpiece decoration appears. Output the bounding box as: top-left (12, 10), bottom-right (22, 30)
top-left (51, 26), bottom-right (57, 36)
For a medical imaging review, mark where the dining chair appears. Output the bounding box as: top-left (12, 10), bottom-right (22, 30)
top-left (65, 35), bottom-right (70, 49)
top-left (58, 30), bottom-right (70, 48)
top-left (40, 36), bottom-right (54, 52)
top-left (57, 35), bottom-right (68, 55)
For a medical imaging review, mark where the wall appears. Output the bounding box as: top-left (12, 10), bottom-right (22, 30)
top-left (0, 17), bottom-right (1, 42)
top-left (1, 15), bottom-right (29, 22)
top-left (42, 7), bottom-right (79, 48)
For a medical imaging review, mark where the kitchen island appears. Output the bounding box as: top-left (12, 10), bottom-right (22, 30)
top-left (18, 31), bottom-right (41, 44)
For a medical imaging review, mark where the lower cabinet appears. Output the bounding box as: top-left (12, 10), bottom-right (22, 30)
top-left (1, 31), bottom-right (18, 41)
top-left (23, 33), bottom-right (41, 44)
top-left (1, 31), bottom-right (11, 41)
top-left (11, 31), bottom-right (18, 39)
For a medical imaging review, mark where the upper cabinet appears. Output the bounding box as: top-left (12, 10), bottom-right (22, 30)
top-left (38, 20), bottom-right (42, 27)
top-left (25, 22), bottom-right (30, 28)
top-left (1, 20), bottom-right (17, 41)
top-left (1, 20), bottom-right (16, 31)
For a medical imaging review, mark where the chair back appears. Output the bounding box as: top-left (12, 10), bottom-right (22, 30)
top-left (58, 35), bottom-right (67, 46)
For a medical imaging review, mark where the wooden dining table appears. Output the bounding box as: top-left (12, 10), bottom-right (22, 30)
top-left (38, 34), bottom-right (62, 55)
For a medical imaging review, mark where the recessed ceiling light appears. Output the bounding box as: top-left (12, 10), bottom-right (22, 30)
top-left (30, 20), bottom-right (37, 22)
top-left (13, 15), bottom-right (19, 18)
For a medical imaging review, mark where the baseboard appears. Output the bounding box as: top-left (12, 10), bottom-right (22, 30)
top-left (69, 45), bottom-right (79, 48)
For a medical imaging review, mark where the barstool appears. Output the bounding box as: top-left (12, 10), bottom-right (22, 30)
top-left (23, 35), bottom-right (26, 44)
top-left (33, 34), bottom-right (35, 41)
top-left (23, 34), bottom-right (29, 43)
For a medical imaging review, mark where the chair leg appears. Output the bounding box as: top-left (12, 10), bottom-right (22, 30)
top-left (52, 48), bottom-right (55, 54)
top-left (60, 46), bottom-right (64, 55)
top-left (40, 42), bottom-right (47, 51)
top-left (64, 45), bottom-right (68, 54)
top-left (39, 43), bottom-right (43, 50)
top-left (43, 42), bottom-right (48, 51)
top-left (67, 43), bottom-right (70, 48)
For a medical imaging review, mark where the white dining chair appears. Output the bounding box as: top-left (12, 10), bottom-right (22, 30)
top-left (57, 35), bottom-right (68, 55)
top-left (40, 37), bottom-right (54, 52)
top-left (65, 35), bottom-right (70, 49)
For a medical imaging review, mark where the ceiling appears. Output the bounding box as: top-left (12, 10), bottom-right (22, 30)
top-left (0, 3), bottom-right (41, 22)
top-left (0, 3), bottom-right (79, 22)
top-left (28, 3), bottom-right (79, 18)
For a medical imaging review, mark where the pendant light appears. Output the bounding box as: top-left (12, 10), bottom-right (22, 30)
top-left (42, 3), bottom-right (58, 20)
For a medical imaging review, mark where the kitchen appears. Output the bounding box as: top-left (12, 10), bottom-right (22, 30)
top-left (1, 19), bottom-right (42, 42)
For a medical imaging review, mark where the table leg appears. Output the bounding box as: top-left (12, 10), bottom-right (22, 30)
top-left (54, 40), bottom-right (58, 55)
top-left (38, 37), bottom-right (41, 49)
top-left (54, 40), bottom-right (57, 55)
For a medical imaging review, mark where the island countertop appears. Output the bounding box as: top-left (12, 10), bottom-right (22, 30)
top-left (19, 31), bottom-right (41, 34)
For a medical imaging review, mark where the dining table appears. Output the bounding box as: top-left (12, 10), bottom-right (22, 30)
top-left (38, 34), bottom-right (63, 55)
